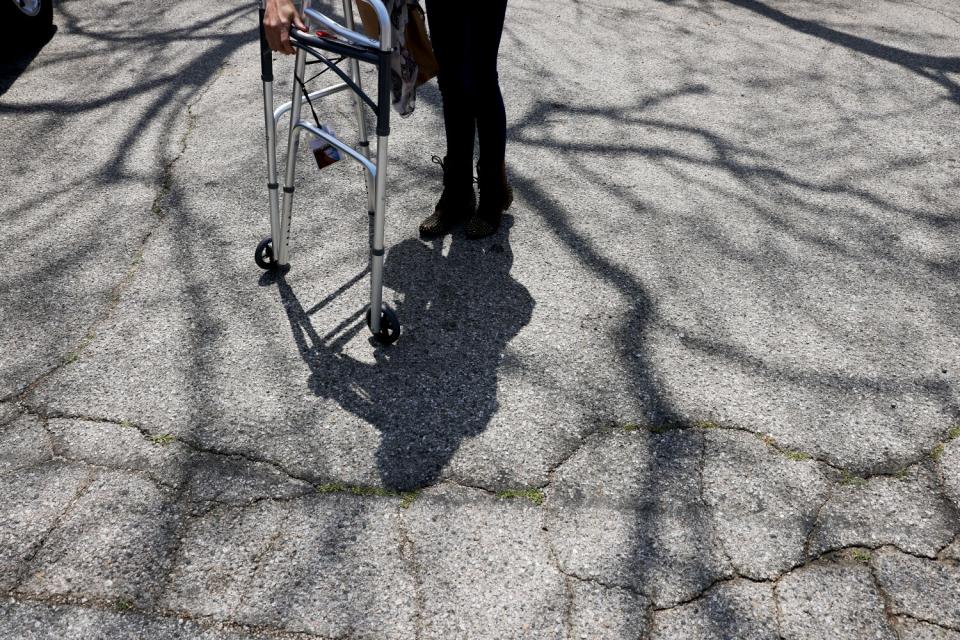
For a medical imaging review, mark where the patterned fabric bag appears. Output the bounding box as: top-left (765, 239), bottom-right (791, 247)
top-left (355, 0), bottom-right (438, 117)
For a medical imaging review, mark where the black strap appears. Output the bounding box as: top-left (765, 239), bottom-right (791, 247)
top-left (292, 41), bottom-right (379, 115)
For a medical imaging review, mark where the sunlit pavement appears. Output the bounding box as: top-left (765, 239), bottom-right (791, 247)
top-left (1, 0), bottom-right (959, 637)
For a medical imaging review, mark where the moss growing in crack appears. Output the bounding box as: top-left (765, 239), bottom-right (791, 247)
top-left (851, 549), bottom-right (871, 564)
top-left (610, 420), bottom-right (701, 434)
top-left (782, 449), bottom-right (811, 462)
top-left (64, 333), bottom-right (95, 364)
top-left (840, 471), bottom-right (867, 487)
top-left (119, 420), bottom-right (135, 429)
top-left (316, 483), bottom-right (419, 507)
top-left (758, 434), bottom-right (777, 447)
top-left (151, 165), bottom-right (174, 219)
top-left (149, 433), bottom-right (175, 446)
top-left (930, 443), bottom-right (946, 461)
top-left (111, 251), bottom-right (149, 305)
top-left (648, 422), bottom-right (684, 435)
top-left (692, 420), bottom-right (721, 430)
top-left (114, 598), bottom-right (134, 612)
top-left (947, 425), bottom-right (960, 441)
top-left (497, 488), bottom-right (546, 506)
top-left (349, 486), bottom-right (394, 498)
top-left (399, 490), bottom-right (421, 509)
top-left (894, 467), bottom-right (911, 480)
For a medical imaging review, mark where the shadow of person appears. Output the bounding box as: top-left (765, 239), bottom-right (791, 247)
top-left (277, 215), bottom-right (533, 490)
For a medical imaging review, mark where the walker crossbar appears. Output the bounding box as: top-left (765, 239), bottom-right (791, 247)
top-left (273, 82), bottom-right (350, 124)
top-left (256, 0), bottom-right (400, 345)
top-left (294, 121), bottom-right (377, 177)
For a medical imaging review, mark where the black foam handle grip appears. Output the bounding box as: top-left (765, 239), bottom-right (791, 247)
top-left (258, 8), bottom-right (273, 82)
top-left (376, 49), bottom-right (391, 137)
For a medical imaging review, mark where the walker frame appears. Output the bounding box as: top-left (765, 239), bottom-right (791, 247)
top-left (256, 0), bottom-right (400, 344)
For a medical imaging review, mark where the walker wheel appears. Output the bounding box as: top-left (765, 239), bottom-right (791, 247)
top-left (255, 236), bottom-right (275, 270)
top-left (367, 305), bottom-right (400, 345)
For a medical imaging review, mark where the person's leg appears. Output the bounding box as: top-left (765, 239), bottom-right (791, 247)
top-left (420, 0), bottom-right (478, 237)
top-left (473, 0), bottom-right (508, 179)
top-left (424, 0), bottom-right (475, 191)
top-left (466, 0), bottom-right (511, 239)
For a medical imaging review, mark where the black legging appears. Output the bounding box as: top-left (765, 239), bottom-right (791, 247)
top-left (425, 0), bottom-right (508, 191)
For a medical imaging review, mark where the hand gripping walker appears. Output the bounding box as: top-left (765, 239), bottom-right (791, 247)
top-left (256, 0), bottom-right (400, 344)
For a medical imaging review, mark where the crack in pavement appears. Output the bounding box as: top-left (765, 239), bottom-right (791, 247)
top-left (20, 406), bottom-right (319, 488)
top-left (0, 401), bottom-right (25, 428)
top-left (905, 0), bottom-right (960, 27)
top-left (938, 535), bottom-right (960, 559)
top-left (3, 61), bottom-right (221, 407)
top-left (397, 508), bottom-right (425, 640)
top-left (6, 439), bottom-right (955, 638)
top-left (694, 420), bottom-right (951, 482)
top-left (16, 404), bottom-right (960, 548)
top-left (896, 612), bottom-right (960, 634)
top-left (930, 450), bottom-right (960, 525)
top-left (561, 541), bottom-right (954, 621)
top-left (539, 422), bottom-right (611, 490)
top-left (553, 565), bottom-right (650, 602)
top-left (770, 578), bottom-right (787, 640)
top-left (542, 503), bottom-right (586, 639)
top-left (544, 417), bottom-right (960, 501)
top-left (802, 480), bottom-right (836, 561)
top-left (696, 431), bottom-right (739, 577)
top-left (649, 575), bottom-right (771, 614)
top-left (19, 405), bottom-right (548, 508)
top-left (45, 456), bottom-right (184, 493)
top-left (559, 575), bottom-right (576, 639)
top-left (9, 401), bottom-right (958, 635)
top-left (866, 553), bottom-right (903, 636)
top-left (9, 468), bottom-right (97, 594)
top-left (4, 594), bottom-right (332, 640)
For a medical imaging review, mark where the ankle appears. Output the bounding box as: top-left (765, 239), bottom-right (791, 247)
top-left (439, 184), bottom-right (476, 207)
top-left (476, 161), bottom-right (512, 211)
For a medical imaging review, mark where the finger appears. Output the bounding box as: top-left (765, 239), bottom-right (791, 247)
top-left (264, 15), bottom-right (282, 52)
top-left (265, 26), bottom-right (280, 52)
top-left (280, 27), bottom-right (293, 55)
top-left (265, 30), bottom-right (279, 52)
top-left (292, 13), bottom-right (306, 32)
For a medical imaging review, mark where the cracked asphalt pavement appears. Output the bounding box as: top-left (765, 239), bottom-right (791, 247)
top-left (2, 0), bottom-right (959, 637)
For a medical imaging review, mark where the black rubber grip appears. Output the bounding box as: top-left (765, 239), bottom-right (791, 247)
top-left (267, 182), bottom-right (279, 189)
top-left (283, 186), bottom-right (295, 194)
top-left (371, 248), bottom-right (385, 257)
top-left (259, 9), bottom-right (274, 82)
top-left (376, 50), bottom-right (391, 137)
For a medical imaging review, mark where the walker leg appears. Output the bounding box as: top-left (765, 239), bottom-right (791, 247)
top-left (341, 0), bottom-right (376, 216)
top-left (368, 132), bottom-right (390, 334)
top-left (257, 1), bottom-right (281, 269)
top-left (365, 33), bottom-right (398, 344)
top-left (277, 47), bottom-right (308, 267)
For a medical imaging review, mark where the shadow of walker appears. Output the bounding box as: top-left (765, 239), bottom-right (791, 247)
top-left (275, 215), bottom-right (534, 490)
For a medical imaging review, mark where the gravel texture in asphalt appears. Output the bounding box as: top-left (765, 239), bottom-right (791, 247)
top-left (1, 0), bottom-right (958, 637)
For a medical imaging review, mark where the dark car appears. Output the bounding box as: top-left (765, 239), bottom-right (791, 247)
top-left (1, 0), bottom-right (53, 50)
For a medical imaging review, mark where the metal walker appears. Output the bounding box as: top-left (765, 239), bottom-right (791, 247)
top-left (256, 0), bottom-right (400, 344)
